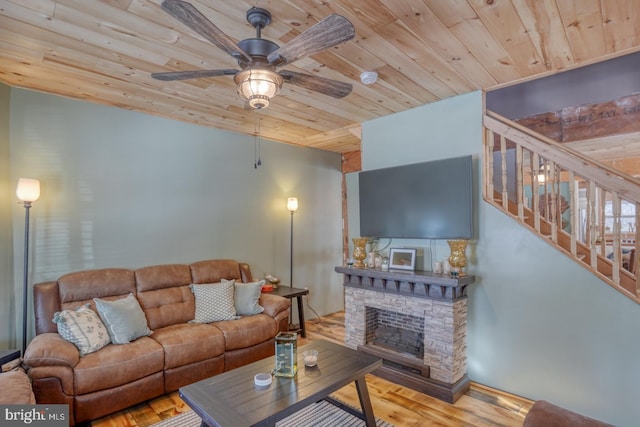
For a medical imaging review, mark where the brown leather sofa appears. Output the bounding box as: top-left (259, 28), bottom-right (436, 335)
top-left (22, 259), bottom-right (290, 426)
top-left (524, 400), bottom-right (613, 427)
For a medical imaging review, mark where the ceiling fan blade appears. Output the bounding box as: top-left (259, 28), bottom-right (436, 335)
top-left (161, 0), bottom-right (251, 62)
top-left (151, 69), bottom-right (238, 81)
top-left (268, 14), bottom-right (355, 66)
top-left (279, 70), bottom-right (352, 98)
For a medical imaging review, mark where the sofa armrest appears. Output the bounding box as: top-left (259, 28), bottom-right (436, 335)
top-left (23, 333), bottom-right (80, 369)
top-left (523, 400), bottom-right (613, 427)
top-left (259, 294), bottom-right (290, 318)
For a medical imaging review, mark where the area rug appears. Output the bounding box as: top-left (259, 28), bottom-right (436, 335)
top-left (150, 399), bottom-right (394, 427)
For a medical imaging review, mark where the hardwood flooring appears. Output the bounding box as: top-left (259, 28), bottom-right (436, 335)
top-left (91, 312), bottom-right (533, 427)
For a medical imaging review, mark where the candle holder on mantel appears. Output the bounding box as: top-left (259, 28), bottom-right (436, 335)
top-left (447, 239), bottom-right (468, 277)
top-left (352, 237), bottom-right (368, 268)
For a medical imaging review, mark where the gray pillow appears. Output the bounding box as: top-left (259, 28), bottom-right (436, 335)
top-left (190, 280), bottom-right (237, 323)
top-left (94, 293), bottom-right (152, 344)
top-left (234, 280), bottom-right (265, 316)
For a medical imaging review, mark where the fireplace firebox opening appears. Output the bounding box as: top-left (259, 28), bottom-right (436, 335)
top-left (365, 306), bottom-right (425, 360)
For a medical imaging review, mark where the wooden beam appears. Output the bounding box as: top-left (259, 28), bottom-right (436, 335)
top-left (515, 93), bottom-right (640, 143)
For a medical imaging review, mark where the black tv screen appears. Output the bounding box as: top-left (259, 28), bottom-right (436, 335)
top-left (359, 156), bottom-right (473, 239)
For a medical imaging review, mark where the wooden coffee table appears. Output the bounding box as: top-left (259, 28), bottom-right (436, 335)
top-left (179, 339), bottom-right (382, 427)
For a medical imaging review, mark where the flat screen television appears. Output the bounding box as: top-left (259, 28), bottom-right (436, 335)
top-left (359, 156), bottom-right (473, 239)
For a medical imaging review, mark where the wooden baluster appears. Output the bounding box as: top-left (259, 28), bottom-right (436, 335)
top-left (485, 129), bottom-right (494, 202)
top-left (569, 171), bottom-right (577, 257)
top-left (533, 152), bottom-right (541, 232)
top-left (588, 180), bottom-right (597, 270)
top-left (612, 192), bottom-right (621, 285)
top-left (598, 186), bottom-right (606, 256)
top-left (527, 149), bottom-right (534, 210)
top-left (549, 160), bottom-right (558, 243)
top-left (516, 144), bottom-right (524, 221)
top-left (500, 135), bottom-right (508, 211)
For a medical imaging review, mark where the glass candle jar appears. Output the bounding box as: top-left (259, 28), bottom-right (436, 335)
top-left (274, 332), bottom-right (297, 377)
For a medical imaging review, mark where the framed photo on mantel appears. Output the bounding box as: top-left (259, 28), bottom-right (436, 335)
top-left (388, 248), bottom-right (417, 271)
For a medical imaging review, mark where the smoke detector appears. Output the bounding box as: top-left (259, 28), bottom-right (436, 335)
top-left (360, 71), bottom-right (378, 85)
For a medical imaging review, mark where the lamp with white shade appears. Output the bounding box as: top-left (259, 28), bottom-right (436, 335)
top-left (16, 178), bottom-right (40, 356)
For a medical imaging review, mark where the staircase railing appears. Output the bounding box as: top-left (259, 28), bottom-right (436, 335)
top-left (483, 110), bottom-right (640, 304)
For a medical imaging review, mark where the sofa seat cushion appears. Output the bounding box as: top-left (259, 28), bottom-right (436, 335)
top-left (151, 323), bottom-right (226, 370)
top-left (73, 336), bottom-right (163, 395)
top-left (213, 314), bottom-right (277, 351)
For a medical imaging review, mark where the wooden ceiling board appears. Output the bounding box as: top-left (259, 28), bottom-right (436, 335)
top-left (555, 0), bottom-right (607, 63)
top-left (512, 0), bottom-right (574, 69)
top-left (380, 0), bottom-right (498, 88)
top-left (0, 0), bottom-right (639, 154)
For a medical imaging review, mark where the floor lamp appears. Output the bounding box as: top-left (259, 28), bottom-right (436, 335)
top-left (16, 178), bottom-right (40, 357)
top-left (287, 197), bottom-right (298, 330)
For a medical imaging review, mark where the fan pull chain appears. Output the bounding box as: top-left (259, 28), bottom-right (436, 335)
top-left (254, 111), bottom-right (262, 168)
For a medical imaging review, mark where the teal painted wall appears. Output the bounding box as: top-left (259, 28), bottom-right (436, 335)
top-left (3, 87), bottom-right (345, 349)
top-left (350, 91), bottom-right (640, 426)
top-left (0, 84), bottom-right (14, 348)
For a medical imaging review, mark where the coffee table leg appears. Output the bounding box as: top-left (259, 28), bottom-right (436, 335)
top-left (355, 376), bottom-right (376, 427)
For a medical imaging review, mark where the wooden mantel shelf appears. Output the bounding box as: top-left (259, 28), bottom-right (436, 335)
top-left (335, 266), bottom-right (475, 301)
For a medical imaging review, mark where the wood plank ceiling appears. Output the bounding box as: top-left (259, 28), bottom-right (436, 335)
top-left (0, 0), bottom-right (639, 154)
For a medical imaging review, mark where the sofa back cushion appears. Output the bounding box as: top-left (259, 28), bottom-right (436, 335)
top-left (135, 264), bottom-right (194, 330)
top-left (58, 269), bottom-right (136, 309)
top-left (190, 259), bottom-right (244, 284)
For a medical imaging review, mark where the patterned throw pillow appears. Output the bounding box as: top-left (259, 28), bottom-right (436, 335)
top-left (234, 280), bottom-right (265, 316)
top-left (94, 293), bottom-right (152, 344)
top-left (52, 304), bottom-right (110, 356)
top-left (190, 280), bottom-right (237, 323)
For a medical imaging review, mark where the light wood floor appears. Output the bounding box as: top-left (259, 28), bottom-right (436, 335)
top-left (92, 312), bottom-right (533, 427)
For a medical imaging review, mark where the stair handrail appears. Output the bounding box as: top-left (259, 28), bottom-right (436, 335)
top-left (484, 110), bottom-right (640, 201)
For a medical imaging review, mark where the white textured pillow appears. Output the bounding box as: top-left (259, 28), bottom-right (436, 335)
top-left (190, 280), bottom-right (237, 323)
top-left (53, 304), bottom-right (110, 356)
top-left (94, 293), bottom-right (152, 344)
top-left (234, 280), bottom-right (265, 316)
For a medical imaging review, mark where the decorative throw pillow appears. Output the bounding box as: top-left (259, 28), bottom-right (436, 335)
top-left (190, 280), bottom-right (237, 323)
top-left (234, 280), bottom-right (265, 316)
top-left (52, 304), bottom-right (110, 356)
top-left (94, 293), bottom-right (152, 344)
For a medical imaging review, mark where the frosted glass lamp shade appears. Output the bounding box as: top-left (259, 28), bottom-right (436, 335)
top-left (287, 197), bottom-right (298, 213)
top-left (16, 178), bottom-right (40, 202)
top-left (234, 68), bottom-right (283, 110)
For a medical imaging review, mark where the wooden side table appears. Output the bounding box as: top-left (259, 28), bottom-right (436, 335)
top-left (1, 349), bottom-right (21, 370)
top-left (269, 286), bottom-right (310, 338)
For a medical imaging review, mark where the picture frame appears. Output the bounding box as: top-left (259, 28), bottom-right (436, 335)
top-left (388, 248), bottom-right (417, 271)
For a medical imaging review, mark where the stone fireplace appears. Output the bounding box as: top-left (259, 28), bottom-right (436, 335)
top-left (335, 266), bottom-right (474, 403)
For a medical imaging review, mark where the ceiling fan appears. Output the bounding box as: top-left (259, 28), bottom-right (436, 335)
top-left (152, 0), bottom-right (356, 109)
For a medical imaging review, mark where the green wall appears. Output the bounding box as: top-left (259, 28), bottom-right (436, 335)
top-left (3, 87), bottom-right (345, 349)
top-left (351, 91), bottom-right (639, 426)
top-left (0, 84), bottom-right (14, 348)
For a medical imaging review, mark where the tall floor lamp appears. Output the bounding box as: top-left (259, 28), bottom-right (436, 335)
top-left (287, 197), bottom-right (298, 289)
top-left (287, 197), bottom-right (298, 330)
top-left (16, 178), bottom-right (40, 357)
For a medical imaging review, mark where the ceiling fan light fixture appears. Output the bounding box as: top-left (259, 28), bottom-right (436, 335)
top-left (235, 68), bottom-right (283, 109)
